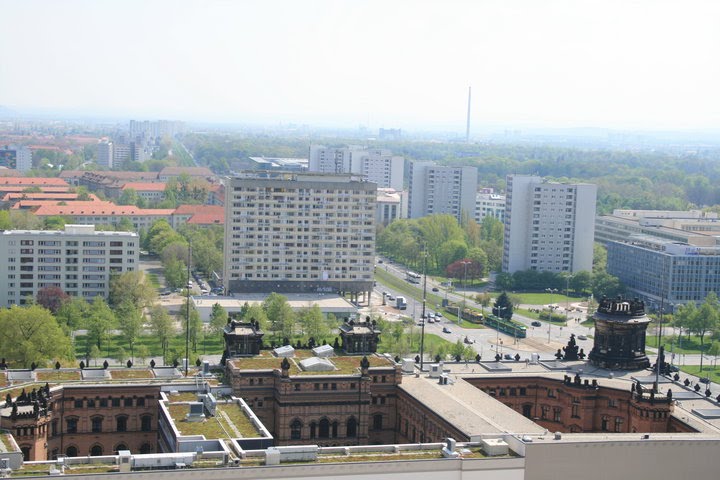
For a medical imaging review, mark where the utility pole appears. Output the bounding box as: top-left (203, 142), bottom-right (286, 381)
top-left (420, 250), bottom-right (428, 371)
top-left (185, 243), bottom-right (192, 377)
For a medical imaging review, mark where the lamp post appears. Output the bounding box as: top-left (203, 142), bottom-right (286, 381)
top-left (565, 275), bottom-right (572, 323)
top-left (419, 249), bottom-right (428, 371)
top-left (545, 288), bottom-right (557, 343)
top-left (495, 306), bottom-right (507, 351)
top-left (460, 261), bottom-right (471, 327)
top-left (185, 243), bottom-right (192, 377)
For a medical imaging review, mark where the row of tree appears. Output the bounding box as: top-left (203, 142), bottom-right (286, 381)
top-left (377, 214), bottom-right (504, 277)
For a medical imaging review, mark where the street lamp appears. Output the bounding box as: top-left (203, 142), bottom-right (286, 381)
top-left (565, 275), bottom-right (573, 323)
top-left (495, 306), bottom-right (507, 351)
top-left (460, 261), bottom-right (471, 328)
top-left (419, 250), bottom-right (428, 371)
top-left (545, 288), bottom-right (557, 343)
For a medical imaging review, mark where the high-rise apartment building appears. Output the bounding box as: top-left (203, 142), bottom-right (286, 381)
top-left (0, 145), bottom-right (33, 172)
top-left (308, 145), bottom-right (404, 191)
top-left (0, 224), bottom-right (138, 306)
top-left (224, 172), bottom-right (376, 300)
top-left (502, 175), bottom-right (596, 274)
top-left (474, 190), bottom-right (506, 223)
top-left (407, 162), bottom-right (477, 221)
top-left (97, 140), bottom-right (113, 168)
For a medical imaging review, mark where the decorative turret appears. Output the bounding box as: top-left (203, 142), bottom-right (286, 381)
top-left (589, 296), bottom-right (651, 370)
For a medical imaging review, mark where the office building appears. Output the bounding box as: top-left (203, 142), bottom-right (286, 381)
top-left (502, 175), bottom-right (596, 274)
top-left (475, 190), bottom-right (506, 223)
top-left (407, 162), bottom-right (477, 222)
top-left (309, 145), bottom-right (404, 191)
top-left (376, 188), bottom-right (405, 226)
top-left (0, 224), bottom-right (138, 306)
top-left (224, 172), bottom-right (376, 301)
top-left (0, 145), bottom-right (33, 172)
top-left (97, 140), bottom-right (113, 168)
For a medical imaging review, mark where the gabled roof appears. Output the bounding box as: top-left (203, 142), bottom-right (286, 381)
top-left (121, 182), bottom-right (167, 191)
top-left (0, 177), bottom-right (68, 186)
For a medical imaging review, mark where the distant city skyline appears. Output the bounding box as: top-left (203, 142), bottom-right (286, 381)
top-left (2, 0), bottom-right (720, 131)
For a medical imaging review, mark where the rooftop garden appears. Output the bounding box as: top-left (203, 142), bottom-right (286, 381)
top-left (167, 402), bottom-right (261, 439)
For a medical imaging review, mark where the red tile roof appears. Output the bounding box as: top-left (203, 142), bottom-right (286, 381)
top-left (0, 177), bottom-right (68, 186)
top-left (32, 204), bottom-right (175, 216)
top-left (186, 212), bottom-right (224, 225)
top-left (173, 204), bottom-right (224, 216)
top-left (2, 192), bottom-right (100, 202)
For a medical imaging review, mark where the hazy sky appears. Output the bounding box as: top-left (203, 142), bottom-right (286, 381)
top-left (2, 0), bottom-right (720, 130)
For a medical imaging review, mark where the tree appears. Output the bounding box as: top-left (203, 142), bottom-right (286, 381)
top-left (56, 296), bottom-right (89, 331)
top-left (44, 216), bottom-right (68, 230)
top-left (180, 297), bottom-right (203, 352)
top-left (688, 293), bottom-right (720, 369)
top-left (297, 304), bottom-right (329, 341)
top-left (494, 272), bottom-right (513, 291)
top-left (164, 258), bottom-right (187, 290)
top-left (209, 303), bottom-right (228, 336)
top-left (569, 271), bottom-right (593, 296)
top-left (0, 305), bottom-right (73, 368)
top-left (109, 271), bottom-right (157, 310)
top-left (36, 285), bottom-right (70, 314)
top-left (150, 306), bottom-right (174, 362)
top-left (446, 258), bottom-right (484, 285)
top-left (84, 296), bottom-right (116, 354)
top-left (136, 345), bottom-right (150, 365)
top-left (89, 345), bottom-right (101, 367)
top-left (116, 301), bottom-right (143, 361)
top-left (591, 271), bottom-right (625, 299)
top-left (493, 292), bottom-right (514, 320)
top-left (263, 292), bottom-right (296, 340)
top-left (241, 304), bottom-right (269, 331)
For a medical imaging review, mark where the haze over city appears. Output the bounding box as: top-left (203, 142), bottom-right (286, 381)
top-left (2, 0), bottom-right (720, 131)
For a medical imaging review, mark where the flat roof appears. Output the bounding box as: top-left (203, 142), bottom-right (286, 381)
top-left (399, 375), bottom-right (545, 436)
top-left (192, 294), bottom-right (357, 314)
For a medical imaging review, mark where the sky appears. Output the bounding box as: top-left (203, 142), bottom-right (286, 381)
top-left (2, 0), bottom-right (720, 131)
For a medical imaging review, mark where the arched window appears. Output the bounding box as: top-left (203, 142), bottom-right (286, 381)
top-left (373, 414), bottom-right (383, 430)
top-left (65, 446), bottom-right (78, 457)
top-left (116, 415), bottom-right (128, 432)
top-left (140, 443), bottom-right (153, 454)
top-left (91, 416), bottom-right (103, 433)
top-left (290, 419), bottom-right (302, 440)
top-left (66, 417), bottom-right (78, 434)
top-left (141, 415), bottom-right (153, 432)
top-left (309, 422), bottom-right (317, 439)
top-left (115, 443), bottom-right (128, 454)
top-left (90, 444), bottom-right (103, 456)
top-left (346, 417), bottom-right (357, 438)
top-left (319, 418), bottom-right (330, 438)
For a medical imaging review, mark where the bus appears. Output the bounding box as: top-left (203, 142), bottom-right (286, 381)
top-left (406, 271), bottom-right (422, 284)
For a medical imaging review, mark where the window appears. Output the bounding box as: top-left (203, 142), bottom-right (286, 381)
top-left (614, 417), bottom-right (623, 433)
top-left (290, 419), bottom-right (302, 440)
top-left (116, 416), bottom-right (128, 432)
top-left (373, 414), bottom-right (383, 430)
top-left (91, 417), bottom-right (103, 433)
top-left (66, 418), bottom-right (78, 434)
top-left (601, 416), bottom-right (609, 431)
top-left (65, 446), bottom-right (78, 457)
top-left (553, 408), bottom-right (562, 422)
top-left (141, 415), bottom-right (152, 432)
top-left (319, 418), bottom-right (330, 438)
top-left (112, 398), bottom-right (120, 407)
top-left (124, 397), bottom-right (133, 407)
top-left (140, 443), bottom-right (153, 454)
top-left (115, 443), bottom-right (128, 454)
top-left (90, 445), bottom-right (103, 456)
top-left (74, 399), bottom-right (83, 408)
top-left (137, 397), bottom-right (145, 407)
top-left (309, 422), bottom-right (317, 439)
top-left (346, 417), bottom-right (357, 437)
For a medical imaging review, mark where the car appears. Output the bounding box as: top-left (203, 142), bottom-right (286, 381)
top-left (503, 353), bottom-right (514, 360)
top-left (699, 377), bottom-right (711, 384)
top-left (577, 334), bottom-right (588, 341)
top-left (531, 321), bottom-right (542, 327)
top-left (378, 260), bottom-right (384, 264)
top-left (434, 313), bottom-right (442, 319)
top-left (442, 327), bottom-right (452, 334)
top-left (160, 290), bottom-right (172, 296)
top-left (464, 337), bottom-right (474, 344)
top-left (432, 287), bottom-right (439, 292)
top-left (387, 295), bottom-right (395, 301)
top-left (427, 318), bottom-right (435, 323)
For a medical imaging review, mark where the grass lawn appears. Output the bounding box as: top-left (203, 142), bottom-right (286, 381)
top-left (516, 307), bottom-right (567, 325)
top-left (109, 369), bottom-right (154, 380)
top-left (36, 371), bottom-right (81, 382)
top-left (679, 364), bottom-right (720, 379)
top-left (510, 292), bottom-right (578, 305)
top-left (646, 334), bottom-right (708, 354)
top-left (74, 332), bottom-right (226, 362)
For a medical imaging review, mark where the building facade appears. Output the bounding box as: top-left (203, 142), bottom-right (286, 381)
top-left (407, 162), bottom-right (477, 222)
top-left (224, 172), bottom-right (376, 300)
top-left (97, 140), bottom-right (113, 169)
top-left (0, 225), bottom-right (139, 306)
top-left (308, 145), bottom-right (404, 191)
top-left (0, 145), bottom-right (33, 172)
top-left (502, 175), bottom-right (597, 274)
top-left (474, 191), bottom-right (506, 223)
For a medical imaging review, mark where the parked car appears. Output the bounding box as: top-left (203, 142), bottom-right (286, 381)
top-left (503, 353), bottom-right (514, 360)
top-left (531, 321), bottom-right (542, 327)
top-left (442, 327), bottom-right (452, 334)
top-left (464, 337), bottom-right (474, 344)
top-left (431, 287), bottom-right (439, 292)
top-left (577, 334), bottom-right (588, 341)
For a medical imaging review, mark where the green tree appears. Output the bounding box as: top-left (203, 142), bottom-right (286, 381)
top-left (297, 304), bottom-right (328, 341)
top-left (180, 297), bottom-right (203, 352)
top-left (109, 271), bottom-right (157, 310)
top-left (209, 303), bottom-right (228, 336)
top-left (241, 304), bottom-right (269, 331)
top-left (116, 301), bottom-right (143, 361)
top-left (263, 292), bottom-right (296, 340)
top-left (44, 216), bottom-right (68, 230)
top-left (85, 296), bottom-right (116, 354)
top-left (0, 305), bottom-right (74, 368)
top-left (136, 345), bottom-right (150, 365)
top-left (56, 296), bottom-right (89, 331)
top-left (689, 293), bottom-right (720, 370)
top-left (149, 306), bottom-right (174, 361)
top-left (591, 271), bottom-right (624, 299)
top-left (89, 344), bottom-right (101, 367)
top-left (569, 271), bottom-right (593, 295)
top-left (493, 292), bottom-right (514, 320)
top-left (164, 258), bottom-right (187, 289)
